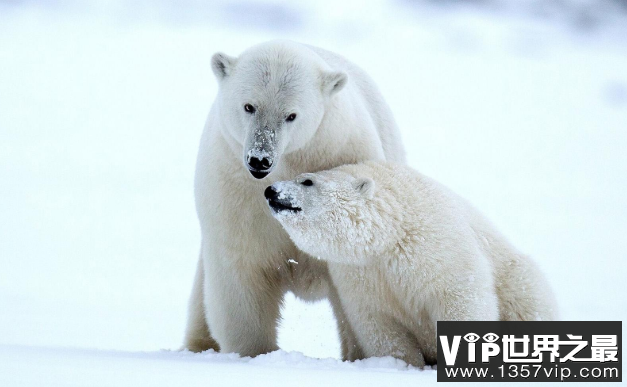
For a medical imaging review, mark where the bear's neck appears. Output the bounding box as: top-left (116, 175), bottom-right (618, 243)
top-left (283, 111), bottom-right (386, 175)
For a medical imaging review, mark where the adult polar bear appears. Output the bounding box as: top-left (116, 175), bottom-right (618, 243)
top-left (184, 40), bottom-right (405, 358)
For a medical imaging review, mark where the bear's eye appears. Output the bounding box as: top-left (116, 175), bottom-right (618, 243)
top-left (244, 104), bottom-right (256, 114)
top-left (301, 179), bottom-right (314, 187)
top-left (286, 113), bottom-right (297, 122)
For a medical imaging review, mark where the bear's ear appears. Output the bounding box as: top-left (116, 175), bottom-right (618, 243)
top-left (321, 71), bottom-right (348, 96)
top-left (353, 177), bottom-right (375, 199)
top-left (211, 52), bottom-right (237, 81)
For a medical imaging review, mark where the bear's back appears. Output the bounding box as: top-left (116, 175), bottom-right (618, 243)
top-left (305, 45), bottom-right (406, 164)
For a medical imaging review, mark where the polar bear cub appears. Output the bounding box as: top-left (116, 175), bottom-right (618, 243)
top-left (264, 161), bottom-right (558, 367)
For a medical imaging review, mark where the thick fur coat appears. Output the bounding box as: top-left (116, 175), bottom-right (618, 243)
top-left (185, 41), bottom-right (405, 359)
top-left (267, 161), bottom-right (558, 367)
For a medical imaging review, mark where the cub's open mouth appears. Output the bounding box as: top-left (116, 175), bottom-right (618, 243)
top-left (267, 198), bottom-right (302, 213)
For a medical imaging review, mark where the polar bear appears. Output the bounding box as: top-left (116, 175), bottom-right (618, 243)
top-left (184, 41), bottom-right (405, 359)
top-left (265, 161), bottom-right (558, 367)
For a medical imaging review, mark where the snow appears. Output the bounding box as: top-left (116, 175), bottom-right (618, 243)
top-left (0, 346), bottom-right (429, 387)
top-left (1, 0), bottom-right (626, 385)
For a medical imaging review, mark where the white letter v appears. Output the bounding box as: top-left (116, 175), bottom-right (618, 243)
top-left (440, 336), bottom-right (461, 366)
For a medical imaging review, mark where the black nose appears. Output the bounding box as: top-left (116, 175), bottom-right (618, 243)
top-left (248, 156), bottom-right (272, 171)
top-left (264, 185), bottom-right (278, 200)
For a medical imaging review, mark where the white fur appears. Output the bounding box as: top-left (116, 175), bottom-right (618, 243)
top-left (184, 41), bottom-right (405, 358)
top-left (269, 161), bottom-right (558, 367)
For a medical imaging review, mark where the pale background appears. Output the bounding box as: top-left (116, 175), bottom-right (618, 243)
top-left (0, 0), bottom-right (626, 385)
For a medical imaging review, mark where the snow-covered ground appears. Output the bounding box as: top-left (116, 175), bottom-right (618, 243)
top-left (0, 345), bottom-right (430, 387)
top-left (1, 0), bottom-right (626, 385)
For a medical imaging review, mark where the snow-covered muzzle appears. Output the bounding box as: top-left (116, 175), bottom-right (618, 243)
top-left (244, 126), bottom-right (280, 179)
top-left (264, 181), bottom-right (303, 214)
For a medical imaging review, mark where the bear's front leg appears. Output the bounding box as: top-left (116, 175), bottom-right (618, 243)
top-left (327, 281), bottom-right (365, 362)
top-left (352, 312), bottom-right (425, 368)
top-left (202, 242), bottom-right (283, 357)
top-left (182, 253), bottom-right (220, 352)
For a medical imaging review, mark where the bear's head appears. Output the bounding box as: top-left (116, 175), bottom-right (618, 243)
top-left (211, 41), bottom-right (348, 179)
top-left (264, 167), bottom-right (396, 264)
